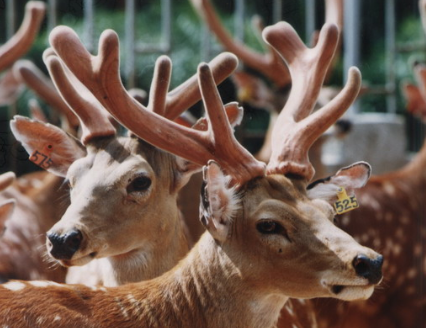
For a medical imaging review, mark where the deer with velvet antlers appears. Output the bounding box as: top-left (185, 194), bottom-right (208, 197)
top-left (0, 22), bottom-right (382, 328)
top-left (11, 24), bottom-right (241, 286)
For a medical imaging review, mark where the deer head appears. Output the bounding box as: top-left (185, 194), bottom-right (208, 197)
top-left (62, 18), bottom-right (382, 302)
top-left (11, 25), bottom-right (242, 286)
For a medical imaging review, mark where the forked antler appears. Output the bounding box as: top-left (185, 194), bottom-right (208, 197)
top-left (190, 0), bottom-right (291, 88)
top-left (263, 22), bottom-right (361, 180)
top-left (49, 27), bottom-right (265, 185)
top-left (0, 1), bottom-right (46, 72)
top-left (13, 60), bottom-right (80, 129)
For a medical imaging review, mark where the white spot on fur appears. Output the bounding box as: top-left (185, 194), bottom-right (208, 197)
top-left (115, 297), bottom-right (129, 319)
top-left (3, 281), bottom-right (25, 291)
top-left (29, 281), bottom-right (62, 288)
top-left (54, 316), bottom-right (61, 321)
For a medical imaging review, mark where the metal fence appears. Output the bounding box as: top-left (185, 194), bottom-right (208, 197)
top-left (0, 0), bottom-right (420, 173)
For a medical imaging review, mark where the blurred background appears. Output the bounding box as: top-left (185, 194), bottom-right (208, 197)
top-left (0, 0), bottom-right (425, 176)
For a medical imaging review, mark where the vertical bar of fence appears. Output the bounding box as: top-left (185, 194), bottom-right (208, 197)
top-left (234, 0), bottom-right (245, 42)
top-left (48, 0), bottom-right (57, 32)
top-left (6, 0), bottom-right (17, 173)
top-left (273, 0), bottom-right (283, 23)
top-left (6, 0), bottom-right (16, 38)
top-left (305, 0), bottom-right (316, 42)
top-left (162, 0), bottom-right (172, 54)
top-left (385, 0), bottom-right (396, 114)
top-left (343, 0), bottom-right (361, 115)
top-left (125, 0), bottom-right (136, 89)
top-left (84, 0), bottom-right (95, 53)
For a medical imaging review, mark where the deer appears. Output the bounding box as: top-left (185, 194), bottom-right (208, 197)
top-left (11, 23), bottom-right (243, 287)
top-left (311, 63), bottom-right (426, 328)
top-left (0, 0), bottom-right (70, 283)
top-left (0, 1), bottom-right (46, 106)
top-left (0, 21), bottom-right (383, 328)
top-left (190, 0), bottom-right (349, 179)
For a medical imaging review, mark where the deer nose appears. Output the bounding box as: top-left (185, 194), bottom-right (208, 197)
top-left (352, 254), bottom-right (384, 284)
top-left (47, 229), bottom-right (83, 260)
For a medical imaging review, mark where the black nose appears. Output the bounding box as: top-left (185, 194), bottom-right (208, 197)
top-left (47, 229), bottom-right (83, 260)
top-left (353, 254), bottom-right (384, 284)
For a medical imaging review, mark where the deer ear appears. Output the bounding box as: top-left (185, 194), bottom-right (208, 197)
top-left (307, 161), bottom-right (371, 202)
top-left (199, 161), bottom-right (240, 242)
top-left (10, 116), bottom-right (86, 177)
top-left (0, 200), bottom-right (15, 237)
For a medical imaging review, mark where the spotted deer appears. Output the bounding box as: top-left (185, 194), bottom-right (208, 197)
top-left (11, 24), bottom-right (243, 287)
top-left (0, 21), bottom-right (383, 328)
top-left (312, 63), bottom-right (426, 328)
top-left (0, 0), bottom-right (69, 283)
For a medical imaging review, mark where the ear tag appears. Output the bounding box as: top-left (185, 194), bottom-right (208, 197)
top-left (334, 187), bottom-right (359, 214)
top-left (29, 145), bottom-right (53, 169)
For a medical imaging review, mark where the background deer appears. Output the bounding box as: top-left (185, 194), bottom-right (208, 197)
top-left (311, 63), bottom-right (426, 328)
top-left (0, 21), bottom-right (383, 328)
top-left (0, 0), bottom-right (70, 283)
top-left (11, 24), bottom-right (242, 286)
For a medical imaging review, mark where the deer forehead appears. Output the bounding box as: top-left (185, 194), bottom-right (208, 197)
top-left (67, 143), bottom-right (155, 190)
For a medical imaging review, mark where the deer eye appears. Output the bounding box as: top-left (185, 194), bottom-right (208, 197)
top-left (127, 176), bottom-right (152, 193)
top-left (256, 220), bottom-right (282, 234)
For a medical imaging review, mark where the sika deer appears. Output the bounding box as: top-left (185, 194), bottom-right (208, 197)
top-left (11, 26), bottom-right (241, 286)
top-left (313, 63), bottom-right (426, 328)
top-left (1, 21), bottom-right (381, 328)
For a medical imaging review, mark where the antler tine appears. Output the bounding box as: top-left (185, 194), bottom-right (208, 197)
top-left (0, 1), bottom-right (46, 72)
top-left (263, 22), bottom-right (361, 180)
top-left (148, 56), bottom-right (171, 116)
top-left (50, 26), bottom-right (264, 186)
top-left (198, 63), bottom-right (265, 184)
top-left (325, 0), bottom-right (344, 31)
top-left (165, 52), bottom-right (238, 120)
top-left (43, 49), bottom-right (116, 145)
top-left (13, 59), bottom-right (80, 129)
top-left (190, 0), bottom-right (291, 88)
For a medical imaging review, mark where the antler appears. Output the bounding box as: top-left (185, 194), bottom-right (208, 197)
top-left (13, 60), bottom-right (80, 129)
top-left (190, 0), bottom-right (291, 88)
top-left (0, 1), bottom-right (46, 72)
top-left (49, 26), bottom-right (264, 185)
top-left (263, 22), bottom-right (361, 181)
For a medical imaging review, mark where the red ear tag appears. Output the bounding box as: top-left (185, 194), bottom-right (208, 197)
top-left (334, 187), bottom-right (359, 214)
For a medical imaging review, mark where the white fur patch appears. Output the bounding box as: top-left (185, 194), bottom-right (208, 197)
top-left (29, 281), bottom-right (62, 288)
top-left (3, 281), bottom-right (26, 291)
top-left (307, 183), bottom-right (341, 201)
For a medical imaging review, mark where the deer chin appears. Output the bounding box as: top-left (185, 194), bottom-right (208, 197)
top-left (59, 251), bottom-right (98, 267)
top-left (321, 279), bottom-right (375, 301)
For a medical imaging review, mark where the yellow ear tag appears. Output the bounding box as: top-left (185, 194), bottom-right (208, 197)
top-left (334, 187), bottom-right (359, 214)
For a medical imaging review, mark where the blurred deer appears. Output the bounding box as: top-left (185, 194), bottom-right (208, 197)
top-left (0, 21), bottom-right (383, 328)
top-left (312, 63), bottom-right (426, 328)
top-left (0, 1), bottom-right (69, 283)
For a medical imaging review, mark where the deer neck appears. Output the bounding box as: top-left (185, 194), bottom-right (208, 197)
top-left (139, 233), bottom-right (287, 328)
top-left (108, 207), bottom-right (188, 286)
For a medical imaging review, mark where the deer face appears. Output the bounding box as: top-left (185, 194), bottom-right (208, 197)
top-left (201, 162), bottom-right (383, 302)
top-left (45, 136), bottom-right (184, 267)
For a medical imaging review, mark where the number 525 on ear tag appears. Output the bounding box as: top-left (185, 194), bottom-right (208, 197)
top-left (334, 187), bottom-right (359, 214)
